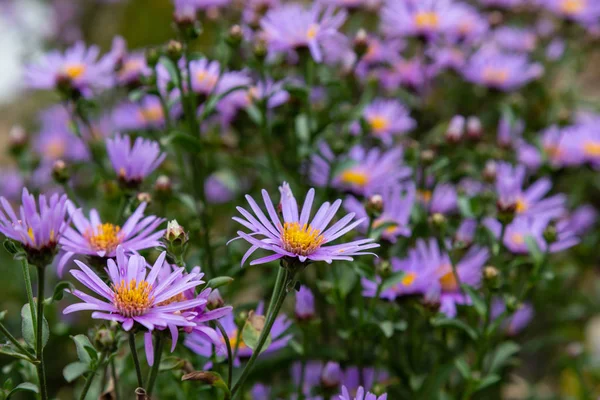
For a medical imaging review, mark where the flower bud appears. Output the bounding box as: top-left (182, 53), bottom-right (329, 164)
top-left (207, 289), bottom-right (225, 309)
top-left (295, 285), bottom-right (315, 321)
top-left (9, 125), bottom-right (28, 155)
top-left (376, 260), bottom-right (392, 279)
top-left (466, 116), bottom-right (482, 140)
top-left (226, 25), bottom-right (243, 48)
top-left (165, 220), bottom-right (188, 246)
top-left (154, 175), bottom-right (172, 194)
top-left (235, 310), bottom-right (249, 327)
top-left (429, 212), bottom-right (446, 227)
top-left (543, 222), bottom-right (558, 244)
top-left (446, 115), bottom-right (465, 143)
top-left (166, 40), bottom-right (183, 61)
top-left (253, 37), bottom-right (268, 62)
top-left (93, 327), bottom-right (116, 352)
top-left (483, 160), bottom-right (497, 183)
top-left (484, 265), bottom-right (499, 280)
top-left (366, 194), bottom-right (384, 215)
top-left (353, 29), bottom-right (369, 58)
top-left (52, 160), bottom-right (70, 184)
top-left (420, 149), bottom-right (435, 164)
top-left (321, 362), bottom-right (342, 388)
top-left (145, 48), bottom-right (161, 68)
top-left (504, 295), bottom-right (518, 313)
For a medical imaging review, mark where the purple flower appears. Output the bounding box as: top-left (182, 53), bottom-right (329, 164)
top-left (428, 183), bottom-right (458, 215)
top-left (34, 106), bottom-right (89, 162)
top-left (563, 205), bottom-right (597, 235)
top-left (106, 134), bottom-right (166, 185)
top-left (546, 38), bottom-right (566, 61)
top-left (380, 56), bottom-right (427, 91)
top-left (495, 162), bottom-right (566, 218)
top-left (117, 51), bottom-right (151, 86)
top-left (541, 125), bottom-right (586, 167)
top-left (260, 3), bottom-right (347, 63)
top-left (205, 172), bottom-right (236, 204)
top-left (189, 58), bottom-right (220, 95)
top-left (455, 218), bottom-right (477, 245)
top-left (250, 384), bottom-right (271, 399)
top-left (480, 0), bottom-right (526, 8)
top-left (0, 188), bottom-right (69, 252)
top-left (497, 115), bottom-right (524, 148)
top-left (492, 27), bottom-right (537, 53)
top-left (63, 246), bottom-right (207, 360)
top-left (214, 70), bottom-right (252, 122)
top-left (185, 301), bottom-right (291, 362)
top-left (25, 41), bottom-right (114, 96)
top-left (321, 0), bottom-right (382, 9)
top-left (339, 385), bottom-right (387, 400)
top-left (291, 361), bottom-right (327, 396)
top-left (112, 96), bottom-right (168, 131)
top-left (462, 47), bottom-right (542, 91)
top-left (58, 202), bottom-right (165, 276)
top-left (355, 98), bottom-right (415, 145)
top-left (344, 183), bottom-right (415, 243)
top-left (243, 0), bottom-right (280, 26)
top-left (246, 79), bottom-right (290, 109)
top-left (322, 361), bottom-right (343, 387)
top-left (539, 0), bottom-right (600, 25)
top-left (491, 298), bottom-right (533, 335)
top-left (0, 168), bottom-right (24, 201)
top-left (231, 182), bottom-right (379, 266)
top-left (331, 147), bottom-right (412, 196)
top-left (295, 285), bottom-right (315, 320)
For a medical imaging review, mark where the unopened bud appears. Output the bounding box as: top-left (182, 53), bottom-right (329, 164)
top-left (321, 362), bottom-right (342, 388)
top-left (253, 37), bottom-right (268, 61)
top-left (376, 260), bottom-right (392, 278)
top-left (235, 310), bottom-right (249, 327)
top-left (9, 125), bottom-right (28, 154)
top-left (366, 194), bottom-right (384, 215)
top-left (145, 48), bottom-right (160, 68)
top-left (173, 7), bottom-right (196, 27)
top-left (420, 149), bottom-right (435, 164)
top-left (137, 192), bottom-right (152, 205)
top-left (165, 220), bottom-right (188, 245)
top-left (446, 115), bottom-right (465, 143)
top-left (52, 160), bottom-right (70, 184)
top-left (466, 116), bottom-right (482, 140)
top-left (226, 25), bottom-right (243, 48)
top-left (154, 175), bottom-right (172, 194)
top-left (166, 40), bottom-right (183, 61)
top-left (207, 289), bottom-right (225, 309)
top-left (484, 266), bottom-right (499, 280)
top-left (483, 160), bottom-right (497, 183)
top-left (543, 222), bottom-right (558, 244)
top-left (504, 295), bottom-right (518, 313)
top-left (93, 327), bottom-right (116, 351)
top-left (353, 29), bottom-right (369, 58)
top-left (429, 212), bottom-right (446, 227)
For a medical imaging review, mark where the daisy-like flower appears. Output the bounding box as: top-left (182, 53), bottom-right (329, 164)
top-left (25, 41), bottom-right (114, 96)
top-left (112, 96), bottom-right (168, 131)
top-left (445, 3), bottom-right (488, 44)
top-left (232, 182), bottom-right (379, 266)
top-left (541, 125), bottom-right (585, 167)
top-left (418, 183), bottom-right (458, 215)
top-left (380, 56), bottom-right (427, 91)
top-left (34, 106), bottom-right (89, 163)
top-left (259, 3), bottom-right (347, 63)
top-left (539, 0), bottom-right (600, 26)
top-left (332, 146), bottom-right (412, 196)
top-left (189, 58), bottom-right (220, 95)
top-left (380, 0), bottom-right (464, 40)
top-left (214, 70), bottom-right (252, 123)
top-left (57, 202), bottom-right (165, 276)
top-left (354, 98), bottom-right (415, 145)
top-left (491, 298), bottom-right (534, 336)
top-left (63, 246), bottom-right (206, 363)
top-left (493, 27), bottom-right (537, 53)
top-left (245, 79), bottom-right (290, 109)
top-left (106, 134), bottom-right (166, 186)
top-left (185, 301), bottom-right (291, 363)
top-left (295, 285), bottom-right (315, 320)
top-left (339, 385), bottom-right (387, 400)
top-left (117, 52), bottom-right (152, 87)
top-left (495, 162), bottom-right (566, 218)
top-left (462, 47), bottom-right (543, 91)
top-left (344, 183), bottom-right (415, 243)
top-left (0, 188), bottom-right (69, 258)
top-left (243, 0), bottom-right (280, 27)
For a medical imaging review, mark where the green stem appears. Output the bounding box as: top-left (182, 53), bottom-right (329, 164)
top-left (146, 334), bottom-right (164, 396)
top-left (128, 332), bottom-right (144, 389)
top-left (79, 352), bottom-right (107, 400)
top-left (231, 268), bottom-right (291, 398)
top-left (110, 358), bottom-right (119, 400)
top-left (35, 266), bottom-right (48, 400)
top-left (266, 266), bottom-right (284, 318)
top-left (259, 99), bottom-right (279, 185)
top-left (21, 259), bottom-right (36, 332)
top-left (214, 320), bottom-right (233, 388)
top-left (0, 322), bottom-right (35, 360)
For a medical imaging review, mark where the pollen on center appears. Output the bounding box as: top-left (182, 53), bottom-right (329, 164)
top-left (282, 222), bottom-right (325, 256)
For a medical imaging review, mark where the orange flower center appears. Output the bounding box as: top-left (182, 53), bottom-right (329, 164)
top-left (418, 190), bottom-right (432, 204)
top-left (113, 279), bottom-right (154, 317)
top-left (85, 223), bottom-right (122, 253)
top-left (368, 115), bottom-right (390, 133)
top-left (515, 197), bottom-right (528, 213)
top-left (583, 141), bottom-right (600, 157)
top-left (139, 105), bottom-right (164, 123)
top-left (63, 64), bottom-right (86, 80)
top-left (414, 12), bottom-right (440, 29)
top-left (46, 139), bottom-right (66, 159)
top-left (510, 233), bottom-right (525, 245)
top-left (282, 222), bottom-right (324, 256)
top-left (307, 24), bottom-right (319, 40)
top-left (340, 170), bottom-right (369, 187)
top-left (560, 0), bottom-right (585, 14)
top-left (482, 67), bottom-right (509, 86)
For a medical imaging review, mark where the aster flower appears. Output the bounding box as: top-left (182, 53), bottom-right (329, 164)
top-left (418, 183), bottom-right (458, 215)
top-left (0, 188), bottom-right (69, 257)
top-left (480, 0), bottom-right (526, 8)
top-left (250, 384), bottom-right (271, 399)
top-left (64, 246), bottom-right (207, 363)
top-left (25, 41), bottom-right (114, 96)
top-left (295, 285), bottom-right (315, 320)
top-left (291, 361), bottom-right (326, 397)
top-left (214, 70), bottom-right (252, 122)
top-left (493, 27), bottom-right (537, 53)
top-left (455, 218), bottom-right (477, 245)
top-left (353, 98), bottom-right (415, 145)
top-left (0, 168), bottom-right (24, 202)
top-left (541, 125), bottom-right (585, 167)
top-left (497, 115), bottom-right (524, 148)
top-left (259, 3), bottom-right (347, 63)
top-left (339, 385), bottom-right (387, 400)
top-left (106, 134), bottom-right (166, 186)
top-left (331, 147), bottom-right (412, 196)
top-left (185, 301), bottom-right (291, 363)
top-left (35, 106), bottom-right (89, 163)
top-left (246, 79), bottom-right (290, 109)
top-left (563, 205), bottom-right (597, 235)
top-left (380, 56), bottom-right (428, 91)
top-left (231, 183), bottom-right (379, 266)
top-left (309, 141), bottom-right (336, 188)
top-left (205, 172), bottom-right (237, 204)
top-left (495, 162), bottom-right (566, 218)
top-left (189, 58), bottom-right (220, 95)
top-left (116, 52), bottom-right (151, 87)
top-left (462, 47), bottom-right (542, 91)
top-left (57, 202), bottom-right (165, 276)
top-left (539, 0), bottom-right (600, 26)
top-left (112, 96), bottom-right (168, 131)
top-left (321, 0), bottom-right (382, 9)
top-left (491, 298), bottom-right (534, 336)
top-left (243, 0), bottom-right (280, 27)
top-left (344, 183), bottom-right (415, 243)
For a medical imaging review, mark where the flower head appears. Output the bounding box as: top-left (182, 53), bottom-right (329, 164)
top-left (64, 246), bottom-right (206, 336)
top-left (34, 106), bottom-right (89, 162)
top-left (58, 202), bottom-right (165, 276)
top-left (112, 96), bottom-right (168, 131)
top-left (106, 134), bottom-right (166, 185)
top-left (189, 58), bottom-right (220, 95)
top-left (354, 98), bottom-right (415, 145)
top-left (0, 188), bottom-right (69, 256)
top-left (295, 285), bottom-right (315, 320)
top-left (232, 183), bottom-right (379, 266)
top-left (339, 385), bottom-right (387, 400)
top-left (260, 3), bottom-right (347, 63)
top-left (539, 0), bottom-right (600, 25)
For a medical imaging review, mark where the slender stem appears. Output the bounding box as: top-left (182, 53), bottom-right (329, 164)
top-left (231, 269), bottom-right (290, 398)
top-left (266, 266), bottom-right (284, 318)
top-left (146, 334), bottom-right (164, 396)
top-left (21, 259), bottom-right (36, 332)
top-left (214, 320), bottom-right (233, 388)
top-left (79, 352), bottom-right (107, 400)
top-left (232, 326), bottom-right (243, 360)
top-left (110, 357), bottom-right (120, 400)
top-left (35, 266), bottom-right (48, 400)
top-left (128, 332), bottom-right (144, 389)
top-left (259, 100), bottom-right (279, 185)
top-left (0, 322), bottom-right (35, 360)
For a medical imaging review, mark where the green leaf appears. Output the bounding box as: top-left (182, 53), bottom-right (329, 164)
top-left (524, 236), bottom-right (543, 264)
top-left (352, 262), bottom-right (375, 280)
top-left (454, 358), bottom-right (471, 379)
top-left (430, 316), bottom-right (478, 341)
top-left (181, 371), bottom-right (230, 397)
top-left (380, 271), bottom-right (406, 292)
top-left (159, 357), bottom-right (188, 372)
top-left (161, 131), bottom-right (203, 153)
top-left (379, 321), bottom-right (394, 338)
top-left (70, 335), bottom-right (97, 364)
top-left (21, 304), bottom-right (48, 349)
top-left (45, 281), bottom-right (75, 305)
top-left (63, 361), bottom-right (89, 383)
top-left (457, 196), bottom-right (475, 218)
top-left (460, 285), bottom-right (486, 317)
top-left (0, 344), bottom-right (35, 362)
top-left (6, 382), bottom-right (38, 399)
top-left (0, 310), bottom-right (6, 321)
top-left (489, 342), bottom-right (520, 373)
top-left (128, 89), bottom-right (146, 103)
top-left (475, 374), bottom-right (501, 391)
top-left (241, 312), bottom-right (271, 354)
top-left (336, 267), bottom-right (357, 299)
top-left (207, 276), bottom-right (234, 289)
top-left (295, 115), bottom-right (310, 144)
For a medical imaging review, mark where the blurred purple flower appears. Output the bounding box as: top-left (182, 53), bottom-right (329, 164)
top-left (491, 298), bottom-right (534, 335)
top-left (353, 98), bottom-right (415, 145)
top-left (112, 96), bottom-right (168, 131)
top-left (295, 285), bottom-right (316, 320)
top-left (106, 134), bottom-right (166, 185)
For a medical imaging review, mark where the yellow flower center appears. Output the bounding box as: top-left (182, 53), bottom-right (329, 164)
top-left (340, 170), bottom-right (369, 187)
top-left (414, 12), bottom-right (440, 29)
top-left (139, 105), bottom-right (164, 123)
top-left (157, 292), bottom-right (186, 307)
top-left (439, 269), bottom-right (459, 292)
top-left (373, 218), bottom-right (398, 235)
top-left (63, 64), bottom-right (86, 80)
top-left (560, 0), bottom-right (585, 14)
top-left (282, 222), bottom-right (325, 256)
top-left (482, 67), bottom-right (509, 86)
top-left (120, 59), bottom-right (143, 77)
top-left (583, 141), bottom-right (600, 157)
top-left (515, 197), bottom-right (528, 213)
top-left (418, 190), bottom-right (432, 204)
top-left (511, 233), bottom-right (525, 245)
top-left (368, 115), bottom-right (390, 133)
top-left (85, 223), bottom-right (122, 253)
top-left (27, 227), bottom-right (36, 244)
top-left (401, 272), bottom-right (417, 287)
top-left (545, 144), bottom-right (562, 160)
top-left (46, 139), bottom-right (66, 159)
top-left (113, 279), bottom-right (154, 317)
top-left (227, 330), bottom-right (248, 350)
top-left (307, 24), bottom-right (319, 40)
